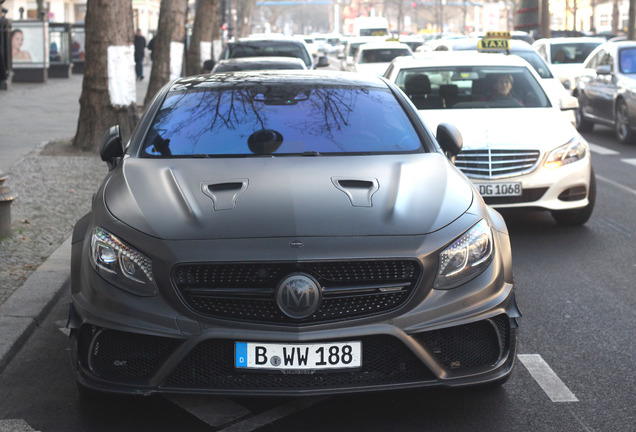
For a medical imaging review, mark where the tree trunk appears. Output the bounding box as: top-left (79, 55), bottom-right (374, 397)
top-left (144, 0), bottom-right (188, 106)
top-left (72, 0), bottom-right (138, 152)
top-left (186, 0), bottom-right (216, 76)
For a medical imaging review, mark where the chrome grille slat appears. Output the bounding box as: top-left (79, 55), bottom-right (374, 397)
top-left (455, 149), bottom-right (541, 179)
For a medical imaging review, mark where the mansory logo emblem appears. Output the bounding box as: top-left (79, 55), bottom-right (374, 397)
top-left (276, 273), bottom-right (322, 319)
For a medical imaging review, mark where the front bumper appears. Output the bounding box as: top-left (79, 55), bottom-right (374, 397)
top-left (473, 156), bottom-right (592, 211)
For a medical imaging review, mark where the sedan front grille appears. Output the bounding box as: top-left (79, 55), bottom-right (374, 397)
top-left (172, 260), bottom-right (422, 325)
top-left (455, 149), bottom-right (541, 179)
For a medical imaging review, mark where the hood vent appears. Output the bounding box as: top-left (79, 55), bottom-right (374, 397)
top-left (202, 180), bottom-right (248, 211)
top-left (331, 177), bottom-right (379, 207)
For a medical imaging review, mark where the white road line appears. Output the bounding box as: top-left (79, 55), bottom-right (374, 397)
top-left (0, 419), bottom-right (39, 432)
top-left (217, 397), bottom-right (326, 432)
top-left (622, 158), bottom-right (636, 167)
top-left (518, 354), bottom-right (579, 403)
top-left (588, 143), bottom-right (619, 155)
top-left (596, 174), bottom-right (636, 197)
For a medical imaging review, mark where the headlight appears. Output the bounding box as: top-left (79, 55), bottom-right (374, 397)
top-left (434, 219), bottom-right (494, 290)
top-left (89, 227), bottom-right (158, 296)
top-left (544, 136), bottom-right (587, 169)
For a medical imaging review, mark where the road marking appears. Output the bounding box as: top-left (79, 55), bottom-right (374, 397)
top-left (217, 397), bottom-right (326, 432)
top-left (518, 354), bottom-right (578, 403)
top-left (596, 174), bottom-right (636, 197)
top-left (622, 158), bottom-right (636, 167)
top-left (0, 419), bottom-right (39, 431)
top-left (588, 143), bottom-right (619, 155)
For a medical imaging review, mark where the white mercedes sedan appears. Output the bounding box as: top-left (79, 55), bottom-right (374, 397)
top-left (384, 52), bottom-right (595, 226)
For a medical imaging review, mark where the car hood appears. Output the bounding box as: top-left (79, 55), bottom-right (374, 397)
top-left (420, 108), bottom-right (579, 150)
top-left (103, 154), bottom-right (474, 240)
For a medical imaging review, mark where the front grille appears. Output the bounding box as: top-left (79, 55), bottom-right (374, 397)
top-left (173, 260), bottom-right (422, 325)
top-left (415, 314), bottom-right (510, 370)
top-left (162, 335), bottom-right (436, 391)
top-left (456, 149), bottom-right (541, 179)
top-left (78, 325), bottom-right (182, 384)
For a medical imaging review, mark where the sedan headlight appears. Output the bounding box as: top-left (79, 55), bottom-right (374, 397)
top-left (544, 136), bottom-right (587, 169)
top-left (434, 219), bottom-right (493, 290)
top-left (89, 227), bottom-right (158, 296)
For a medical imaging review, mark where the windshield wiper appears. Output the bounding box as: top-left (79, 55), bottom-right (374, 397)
top-left (302, 151), bottom-right (321, 156)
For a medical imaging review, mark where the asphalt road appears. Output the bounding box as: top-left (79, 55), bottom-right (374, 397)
top-left (1, 58), bottom-right (634, 431)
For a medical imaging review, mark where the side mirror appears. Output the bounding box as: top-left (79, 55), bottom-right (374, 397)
top-left (99, 125), bottom-right (124, 171)
top-left (317, 55), bottom-right (330, 68)
top-left (203, 59), bottom-right (215, 73)
top-left (436, 123), bottom-right (463, 161)
top-left (560, 95), bottom-right (579, 111)
top-left (596, 64), bottom-right (612, 75)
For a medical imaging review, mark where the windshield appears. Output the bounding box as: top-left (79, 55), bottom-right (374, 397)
top-left (225, 41), bottom-right (312, 68)
top-left (141, 84), bottom-right (423, 157)
top-left (551, 42), bottom-right (602, 64)
top-left (454, 44), bottom-right (554, 79)
top-left (395, 65), bottom-right (551, 109)
top-left (619, 47), bottom-right (636, 74)
top-left (360, 48), bottom-right (411, 63)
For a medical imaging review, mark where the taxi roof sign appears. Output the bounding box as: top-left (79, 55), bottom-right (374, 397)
top-left (484, 31), bottom-right (511, 39)
top-left (478, 38), bottom-right (510, 51)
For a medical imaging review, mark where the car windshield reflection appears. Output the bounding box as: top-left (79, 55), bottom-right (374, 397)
top-left (395, 65), bottom-right (551, 110)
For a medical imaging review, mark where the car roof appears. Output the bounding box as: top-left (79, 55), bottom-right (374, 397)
top-left (358, 41), bottom-right (412, 50)
top-left (213, 57), bottom-right (307, 72)
top-left (535, 37), bottom-right (605, 45)
top-left (216, 56), bottom-right (306, 65)
top-left (232, 34), bottom-right (303, 43)
top-left (389, 51), bottom-right (531, 69)
top-left (170, 70), bottom-right (389, 89)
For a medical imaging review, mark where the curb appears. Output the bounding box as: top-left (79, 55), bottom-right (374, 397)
top-left (0, 236), bottom-right (71, 374)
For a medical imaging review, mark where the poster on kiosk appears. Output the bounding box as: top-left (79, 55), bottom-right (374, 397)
top-left (11, 20), bottom-right (48, 82)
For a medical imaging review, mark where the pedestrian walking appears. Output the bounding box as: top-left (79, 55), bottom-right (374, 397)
top-left (134, 29), bottom-right (146, 80)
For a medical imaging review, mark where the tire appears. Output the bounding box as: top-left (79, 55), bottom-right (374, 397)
top-left (615, 99), bottom-right (635, 144)
top-left (551, 168), bottom-right (596, 226)
top-left (575, 97), bottom-right (594, 132)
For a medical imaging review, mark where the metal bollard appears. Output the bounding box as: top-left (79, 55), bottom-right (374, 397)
top-left (0, 173), bottom-right (18, 238)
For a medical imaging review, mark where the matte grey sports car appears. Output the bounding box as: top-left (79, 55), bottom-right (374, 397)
top-left (68, 71), bottom-right (520, 397)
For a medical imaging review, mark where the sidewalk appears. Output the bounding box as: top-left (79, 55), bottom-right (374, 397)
top-left (0, 65), bottom-right (151, 373)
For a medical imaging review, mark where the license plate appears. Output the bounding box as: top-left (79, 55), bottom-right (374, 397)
top-left (235, 341), bottom-right (362, 370)
top-left (475, 182), bottom-right (522, 197)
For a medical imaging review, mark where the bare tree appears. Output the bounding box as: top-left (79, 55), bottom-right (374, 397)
top-left (144, 0), bottom-right (188, 106)
top-left (186, 0), bottom-right (217, 76)
top-left (72, 0), bottom-right (138, 151)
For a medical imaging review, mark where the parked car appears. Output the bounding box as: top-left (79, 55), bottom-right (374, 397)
top-left (68, 70), bottom-right (520, 397)
top-left (574, 40), bottom-right (636, 144)
top-left (210, 34), bottom-right (329, 71)
top-left (533, 37), bottom-right (605, 91)
top-left (211, 56), bottom-right (307, 73)
top-left (352, 41), bottom-right (413, 75)
top-left (384, 53), bottom-right (595, 226)
top-left (337, 36), bottom-right (378, 71)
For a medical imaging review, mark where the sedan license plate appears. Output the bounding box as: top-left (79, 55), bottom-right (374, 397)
top-left (476, 182), bottom-right (522, 197)
top-left (235, 341), bottom-right (362, 370)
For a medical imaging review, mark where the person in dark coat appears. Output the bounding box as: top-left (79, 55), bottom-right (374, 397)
top-left (134, 29), bottom-right (146, 80)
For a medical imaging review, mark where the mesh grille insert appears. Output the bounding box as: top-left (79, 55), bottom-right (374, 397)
top-left (163, 335), bottom-right (436, 390)
top-left (173, 260), bottom-right (422, 325)
top-left (415, 314), bottom-right (510, 370)
top-left (79, 325), bottom-right (182, 384)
